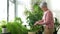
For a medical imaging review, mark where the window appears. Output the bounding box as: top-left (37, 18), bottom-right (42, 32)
top-left (17, 0), bottom-right (31, 25)
top-left (0, 0), bottom-right (7, 21)
top-left (9, 1), bottom-right (15, 22)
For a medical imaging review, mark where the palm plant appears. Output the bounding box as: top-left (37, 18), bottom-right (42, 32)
top-left (54, 17), bottom-right (60, 34)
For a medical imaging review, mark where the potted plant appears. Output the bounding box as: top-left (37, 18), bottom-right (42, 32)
top-left (6, 17), bottom-right (28, 34)
top-left (28, 25), bottom-right (44, 34)
top-left (0, 20), bottom-right (7, 34)
top-left (24, 2), bottom-right (43, 34)
top-left (28, 25), bottom-right (37, 34)
top-left (0, 20), bottom-right (11, 34)
top-left (54, 18), bottom-right (60, 34)
top-left (0, 27), bottom-right (2, 34)
top-left (2, 25), bottom-right (7, 33)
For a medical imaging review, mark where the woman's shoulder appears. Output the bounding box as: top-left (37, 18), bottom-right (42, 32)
top-left (47, 10), bottom-right (52, 14)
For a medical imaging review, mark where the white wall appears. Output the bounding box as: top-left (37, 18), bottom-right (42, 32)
top-left (46, 0), bottom-right (60, 22)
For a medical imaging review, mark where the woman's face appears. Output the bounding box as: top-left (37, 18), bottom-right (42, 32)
top-left (41, 6), bottom-right (47, 11)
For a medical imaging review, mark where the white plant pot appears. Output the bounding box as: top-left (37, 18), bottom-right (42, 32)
top-left (28, 32), bottom-right (36, 34)
top-left (2, 28), bottom-right (7, 33)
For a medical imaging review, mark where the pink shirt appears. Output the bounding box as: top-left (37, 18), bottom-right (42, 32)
top-left (42, 10), bottom-right (54, 29)
top-left (42, 10), bottom-right (48, 26)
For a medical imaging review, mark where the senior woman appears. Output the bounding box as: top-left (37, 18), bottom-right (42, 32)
top-left (34, 1), bottom-right (54, 34)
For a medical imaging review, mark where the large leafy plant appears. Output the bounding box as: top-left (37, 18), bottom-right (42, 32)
top-left (0, 27), bottom-right (2, 34)
top-left (6, 17), bottom-right (28, 34)
top-left (0, 17), bottom-right (28, 34)
top-left (54, 18), bottom-right (60, 32)
top-left (53, 18), bottom-right (60, 34)
top-left (24, 3), bottom-right (43, 32)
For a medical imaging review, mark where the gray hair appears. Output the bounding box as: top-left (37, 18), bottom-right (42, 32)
top-left (39, 1), bottom-right (47, 8)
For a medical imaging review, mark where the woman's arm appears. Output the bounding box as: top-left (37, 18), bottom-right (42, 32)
top-left (34, 19), bottom-right (44, 25)
top-left (39, 11), bottom-right (52, 25)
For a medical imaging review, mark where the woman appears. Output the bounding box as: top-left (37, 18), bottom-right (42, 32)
top-left (34, 2), bottom-right (54, 34)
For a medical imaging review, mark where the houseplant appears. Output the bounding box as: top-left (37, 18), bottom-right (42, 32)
top-left (0, 20), bottom-right (11, 34)
top-left (0, 17), bottom-right (28, 34)
top-left (0, 27), bottom-right (2, 34)
top-left (54, 17), bottom-right (60, 34)
top-left (0, 20), bottom-right (7, 34)
top-left (24, 3), bottom-right (44, 34)
top-left (6, 17), bottom-right (28, 34)
top-left (2, 25), bottom-right (7, 33)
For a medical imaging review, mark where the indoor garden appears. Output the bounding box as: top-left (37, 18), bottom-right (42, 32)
top-left (0, 0), bottom-right (60, 34)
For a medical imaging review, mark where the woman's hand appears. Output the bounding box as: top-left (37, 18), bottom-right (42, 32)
top-left (34, 20), bottom-right (44, 26)
top-left (34, 19), bottom-right (44, 26)
top-left (34, 21), bottom-right (39, 26)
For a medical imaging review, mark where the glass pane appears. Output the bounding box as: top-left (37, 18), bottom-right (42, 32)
top-left (17, 5), bottom-right (27, 25)
top-left (17, 0), bottom-right (31, 25)
top-left (10, 0), bottom-right (14, 1)
top-left (0, 0), bottom-right (7, 21)
top-left (17, 0), bottom-right (31, 29)
top-left (9, 1), bottom-right (15, 22)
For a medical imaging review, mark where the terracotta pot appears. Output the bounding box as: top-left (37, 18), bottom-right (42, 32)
top-left (28, 32), bottom-right (36, 34)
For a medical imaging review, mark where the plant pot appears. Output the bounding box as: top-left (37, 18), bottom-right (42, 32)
top-left (28, 32), bottom-right (36, 34)
top-left (2, 32), bottom-right (11, 34)
top-left (2, 28), bottom-right (7, 33)
top-left (38, 31), bottom-right (42, 34)
top-left (53, 31), bottom-right (57, 34)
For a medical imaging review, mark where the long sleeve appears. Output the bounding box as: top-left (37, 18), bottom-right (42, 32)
top-left (39, 11), bottom-right (53, 25)
top-left (44, 11), bottom-right (52, 24)
top-left (39, 10), bottom-right (54, 28)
